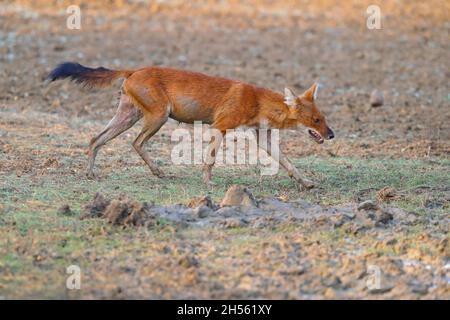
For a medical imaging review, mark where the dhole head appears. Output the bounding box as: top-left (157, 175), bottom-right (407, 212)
top-left (284, 83), bottom-right (334, 144)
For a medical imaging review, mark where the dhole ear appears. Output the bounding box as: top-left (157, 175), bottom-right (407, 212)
top-left (302, 83), bottom-right (320, 102)
top-left (284, 87), bottom-right (297, 107)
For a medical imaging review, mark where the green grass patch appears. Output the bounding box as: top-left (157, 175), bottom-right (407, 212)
top-left (0, 156), bottom-right (448, 297)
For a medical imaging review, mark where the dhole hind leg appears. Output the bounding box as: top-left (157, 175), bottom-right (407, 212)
top-left (256, 129), bottom-right (315, 190)
top-left (124, 80), bottom-right (170, 178)
top-left (86, 94), bottom-right (142, 179)
top-left (132, 115), bottom-right (168, 178)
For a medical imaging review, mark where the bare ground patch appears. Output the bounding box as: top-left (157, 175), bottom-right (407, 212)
top-left (0, 0), bottom-right (449, 299)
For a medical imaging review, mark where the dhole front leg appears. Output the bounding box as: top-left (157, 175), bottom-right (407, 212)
top-left (203, 130), bottom-right (225, 185)
top-left (279, 155), bottom-right (315, 190)
top-left (132, 116), bottom-right (167, 178)
top-left (256, 129), bottom-right (315, 190)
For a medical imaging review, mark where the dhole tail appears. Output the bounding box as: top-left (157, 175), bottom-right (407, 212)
top-left (47, 62), bottom-right (135, 88)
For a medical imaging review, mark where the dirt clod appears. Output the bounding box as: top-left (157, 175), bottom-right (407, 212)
top-left (41, 157), bottom-right (59, 169)
top-left (103, 198), bottom-right (155, 227)
top-left (220, 218), bottom-right (248, 228)
top-left (374, 209), bottom-right (394, 225)
top-left (194, 205), bottom-right (213, 218)
top-left (178, 255), bottom-right (199, 268)
top-left (81, 193), bottom-right (156, 226)
top-left (57, 204), bottom-right (73, 216)
top-left (188, 195), bottom-right (216, 210)
top-left (82, 193), bottom-right (111, 219)
top-left (357, 200), bottom-right (379, 211)
top-left (220, 185), bottom-right (258, 207)
top-left (79, 190), bottom-right (413, 233)
top-left (103, 200), bottom-right (130, 225)
top-left (377, 187), bottom-right (398, 202)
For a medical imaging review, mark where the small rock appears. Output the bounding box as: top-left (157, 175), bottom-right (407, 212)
top-left (278, 267), bottom-right (305, 276)
top-left (368, 284), bottom-right (394, 294)
top-left (220, 185), bottom-right (257, 207)
top-left (221, 218), bottom-right (247, 228)
top-left (57, 204), bottom-right (73, 216)
top-left (178, 255), bottom-right (199, 268)
top-left (383, 237), bottom-right (398, 246)
top-left (194, 205), bottom-right (212, 218)
top-left (53, 45), bottom-right (65, 52)
top-left (162, 245), bottom-right (171, 254)
top-left (375, 209), bottom-right (394, 225)
top-left (342, 211), bottom-right (356, 219)
top-left (215, 206), bottom-right (241, 217)
top-left (322, 275), bottom-right (343, 289)
top-left (177, 55), bottom-right (187, 63)
top-left (357, 200), bottom-right (379, 211)
top-left (323, 288), bottom-right (338, 299)
top-left (406, 213), bottom-right (418, 225)
top-left (370, 89), bottom-right (384, 107)
top-left (410, 282), bottom-right (429, 295)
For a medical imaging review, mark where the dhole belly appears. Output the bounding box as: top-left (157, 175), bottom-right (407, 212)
top-left (170, 95), bottom-right (214, 124)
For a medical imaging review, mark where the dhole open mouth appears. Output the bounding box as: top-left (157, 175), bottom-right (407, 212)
top-left (308, 129), bottom-right (324, 144)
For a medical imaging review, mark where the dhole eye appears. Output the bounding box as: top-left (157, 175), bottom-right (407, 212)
top-left (314, 118), bottom-right (320, 124)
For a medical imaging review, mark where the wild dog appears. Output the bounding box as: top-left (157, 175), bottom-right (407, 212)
top-left (47, 62), bottom-right (334, 189)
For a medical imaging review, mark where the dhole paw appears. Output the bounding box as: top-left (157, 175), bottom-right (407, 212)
top-left (152, 168), bottom-right (165, 178)
top-left (86, 170), bottom-right (99, 180)
top-left (295, 178), bottom-right (315, 190)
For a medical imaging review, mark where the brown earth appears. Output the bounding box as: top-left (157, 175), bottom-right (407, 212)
top-left (1, 0), bottom-right (449, 165)
top-left (76, 188), bottom-right (449, 299)
top-left (0, 1), bottom-right (449, 300)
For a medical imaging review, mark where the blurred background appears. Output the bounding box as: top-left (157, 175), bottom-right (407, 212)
top-left (0, 0), bottom-right (448, 160)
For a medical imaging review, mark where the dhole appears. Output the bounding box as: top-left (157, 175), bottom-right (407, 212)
top-left (47, 62), bottom-right (334, 189)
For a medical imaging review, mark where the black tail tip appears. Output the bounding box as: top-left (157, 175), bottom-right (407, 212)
top-left (47, 62), bottom-right (87, 82)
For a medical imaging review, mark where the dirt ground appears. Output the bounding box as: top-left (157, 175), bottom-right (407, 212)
top-left (0, 1), bottom-right (449, 299)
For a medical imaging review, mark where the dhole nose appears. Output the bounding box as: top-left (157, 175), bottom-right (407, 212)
top-left (327, 128), bottom-right (335, 140)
